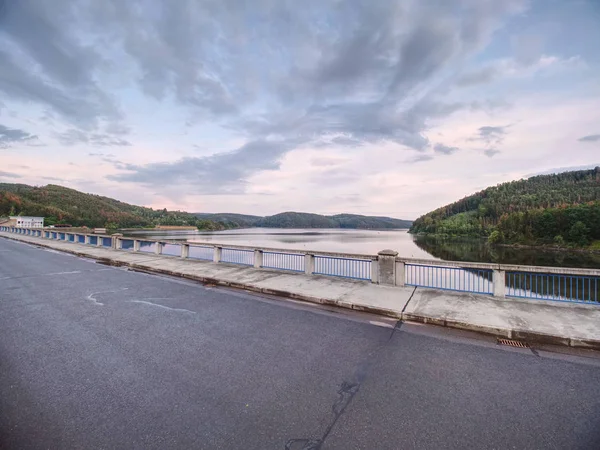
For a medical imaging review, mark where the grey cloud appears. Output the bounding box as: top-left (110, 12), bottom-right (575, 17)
top-left (0, 170), bottom-right (22, 178)
top-left (456, 66), bottom-right (499, 86)
top-left (483, 149), bottom-right (501, 158)
top-left (89, 152), bottom-right (116, 157)
top-left (407, 154), bottom-right (434, 164)
top-left (1, 0), bottom-right (526, 191)
top-left (94, 0), bottom-right (522, 154)
top-left (470, 125), bottom-right (508, 158)
top-left (58, 129), bottom-right (131, 147)
top-left (470, 125), bottom-right (510, 146)
top-left (107, 140), bottom-right (292, 194)
top-left (578, 134), bottom-right (600, 142)
top-left (0, 0), bottom-right (120, 130)
top-left (0, 123), bottom-right (38, 148)
top-left (433, 143), bottom-right (459, 155)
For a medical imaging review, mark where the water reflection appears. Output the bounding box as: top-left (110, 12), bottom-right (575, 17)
top-left (124, 228), bottom-right (434, 259)
top-left (122, 228), bottom-right (600, 269)
top-left (413, 235), bottom-right (600, 269)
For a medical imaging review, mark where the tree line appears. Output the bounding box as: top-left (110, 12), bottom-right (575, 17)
top-left (409, 168), bottom-right (600, 248)
top-left (0, 183), bottom-right (229, 230)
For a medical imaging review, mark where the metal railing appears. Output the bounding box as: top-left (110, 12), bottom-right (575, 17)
top-left (120, 239), bottom-right (135, 250)
top-left (314, 255), bottom-right (372, 280)
top-left (221, 247), bottom-right (254, 265)
top-left (406, 264), bottom-right (493, 295)
top-left (2, 226), bottom-right (600, 305)
top-left (506, 271), bottom-right (599, 304)
top-left (188, 245), bottom-right (213, 261)
top-left (262, 251), bottom-right (305, 272)
top-left (139, 241), bottom-right (157, 253)
top-left (161, 243), bottom-right (181, 257)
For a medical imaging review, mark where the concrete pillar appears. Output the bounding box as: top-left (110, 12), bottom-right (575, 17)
top-left (395, 261), bottom-right (406, 287)
top-left (254, 249), bottom-right (263, 268)
top-left (97, 235), bottom-right (103, 247)
top-left (370, 258), bottom-right (379, 283)
top-left (112, 233), bottom-right (123, 250)
top-left (493, 269), bottom-right (506, 298)
top-left (155, 242), bottom-right (162, 255)
top-left (181, 243), bottom-right (189, 259)
top-left (377, 249), bottom-right (399, 286)
top-left (213, 246), bottom-right (222, 263)
top-left (304, 254), bottom-right (315, 275)
top-left (133, 240), bottom-right (140, 252)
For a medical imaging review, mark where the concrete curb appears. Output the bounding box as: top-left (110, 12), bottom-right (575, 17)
top-left (2, 234), bottom-right (599, 351)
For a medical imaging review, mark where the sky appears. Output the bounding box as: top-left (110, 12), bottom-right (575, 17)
top-left (0, 0), bottom-right (599, 219)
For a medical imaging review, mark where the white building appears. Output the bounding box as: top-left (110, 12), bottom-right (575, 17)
top-left (10, 216), bottom-right (45, 228)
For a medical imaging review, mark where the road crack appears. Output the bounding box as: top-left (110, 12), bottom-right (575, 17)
top-left (285, 321), bottom-right (403, 449)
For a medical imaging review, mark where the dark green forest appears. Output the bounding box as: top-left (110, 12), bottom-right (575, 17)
top-left (197, 212), bottom-right (412, 229)
top-left (409, 167), bottom-right (600, 248)
top-left (0, 183), bottom-right (227, 230)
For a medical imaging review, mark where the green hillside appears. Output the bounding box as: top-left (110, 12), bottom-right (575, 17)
top-left (194, 213), bottom-right (262, 228)
top-left (0, 183), bottom-right (225, 230)
top-left (409, 168), bottom-right (600, 247)
top-left (0, 183), bottom-right (412, 231)
top-left (197, 211), bottom-right (412, 229)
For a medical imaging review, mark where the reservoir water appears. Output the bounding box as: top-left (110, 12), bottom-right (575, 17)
top-left (122, 228), bottom-right (600, 269)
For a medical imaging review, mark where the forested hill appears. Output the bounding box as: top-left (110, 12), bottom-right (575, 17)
top-left (0, 183), bottom-right (224, 229)
top-left (409, 168), bottom-right (600, 247)
top-left (0, 183), bottom-right (412, 230)
top-left (195, 212), bottom-right (412, 229)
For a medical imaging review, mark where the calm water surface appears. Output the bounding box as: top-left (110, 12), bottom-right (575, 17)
top-left (123, 228), bottom-right (600, 269)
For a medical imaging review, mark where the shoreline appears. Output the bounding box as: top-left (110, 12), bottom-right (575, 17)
top-left (410, 232), bottom-right (600, 254)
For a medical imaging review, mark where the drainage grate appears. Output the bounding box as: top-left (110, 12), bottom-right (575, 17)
top-left (497, 338), bottom-right (529, 348)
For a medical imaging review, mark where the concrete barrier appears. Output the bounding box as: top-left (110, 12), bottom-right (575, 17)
top-left (3, 226), bottom-right (599, 305)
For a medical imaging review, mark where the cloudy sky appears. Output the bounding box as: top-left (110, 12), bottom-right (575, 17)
top-left (1, 0), bottom-right (599, 219)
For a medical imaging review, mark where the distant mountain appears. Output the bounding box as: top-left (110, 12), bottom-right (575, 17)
top-left (196, 211), bottom-right (412, 229)
top-left (409, 168), bottom-right (600, 247)
top-left (194, 213), bottom-right (262, 228)
top-left (0, 182), bottom-right (411, 231)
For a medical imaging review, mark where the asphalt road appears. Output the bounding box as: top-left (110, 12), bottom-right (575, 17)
top-left (1, 237), bottom-right (599, 450)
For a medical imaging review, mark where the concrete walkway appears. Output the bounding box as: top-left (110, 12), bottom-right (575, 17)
top-left (2, 231), bottom-right (600, 349)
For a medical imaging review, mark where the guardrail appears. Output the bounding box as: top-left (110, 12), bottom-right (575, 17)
top-left (2, 226), bottom-right (599, 305)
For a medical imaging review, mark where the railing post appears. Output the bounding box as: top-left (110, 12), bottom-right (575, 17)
top-left (377, 249), bottom-right (399, 286)
top-left (213, 246), bottom-right (222, 263)
top-left (112, 233), bottom-right (123, 250)
top-left (253, 249), bottom-right (263, 268)
top-left (493, 269), bottom-right (506, 298)
top-left (395, 260), bottom-right (406, 287)
top-left (370, 257), bottom-right (379, 283)
top-left (133, 240), bottom-right (140, 252)
top-left (181, 243), bottom-right (189, 259)
top-left (304, 254), bottom-right (315, 275)
top-left (155, 241), bottom-right (162, 255)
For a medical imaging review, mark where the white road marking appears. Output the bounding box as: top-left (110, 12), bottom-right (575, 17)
top-left (86, 288), bottom-right (129, 306)
top-left (129, 300), bottom-right (196, 314)
top-left (369, 320), bottom-right (395, 329)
